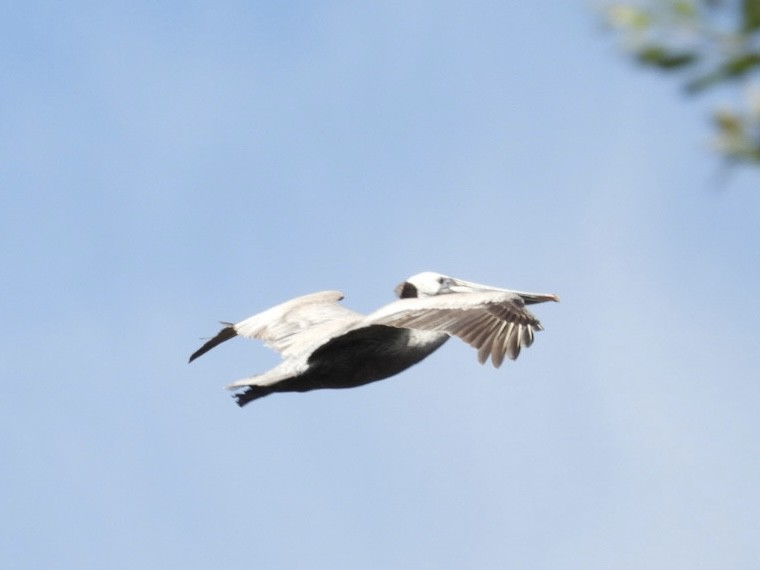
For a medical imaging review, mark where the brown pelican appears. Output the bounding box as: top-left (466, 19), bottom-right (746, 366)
top-left (189, 272), bottom-right (558, 406)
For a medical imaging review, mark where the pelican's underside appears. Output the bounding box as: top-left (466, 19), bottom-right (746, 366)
top-left (233, 326), bottom-right (449, 405)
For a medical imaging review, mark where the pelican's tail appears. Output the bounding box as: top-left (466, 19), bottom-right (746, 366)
top-left (225, 360), bottom-right (309, 407)
top-left (233, 385), bottom-right (276, 407)
top-left (229, 376), bottom-right (315, 407)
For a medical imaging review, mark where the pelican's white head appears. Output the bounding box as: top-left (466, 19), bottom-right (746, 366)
top-left (394, 271), bottom-right (560, 304)
top-left (394, 272), bottom-right (455, 299)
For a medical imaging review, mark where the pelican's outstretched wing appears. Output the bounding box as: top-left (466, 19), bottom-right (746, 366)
top-left (366, 291), bottom-right (547, 367)
top-left (189, 290), bottom-right (362, 362)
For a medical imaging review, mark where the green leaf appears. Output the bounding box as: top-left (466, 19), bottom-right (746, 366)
top-left (686, 53), bottom-right (760, 92)
top-left (742, 0), bottom-right (760, 32)
top-left (607, 5), bottom-right (652, 30)
top-left (636, 45), bottom-right (699, 69)
top-left (686, 70), bottom-right (726, 93)
top-left (723, 53), bottom-right (760, 77)
top-left (673, 0), bottom-right (696, 18)
top-left (713, 110), bottom-right (743, 135)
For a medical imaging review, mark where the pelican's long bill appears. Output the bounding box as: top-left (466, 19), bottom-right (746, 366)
top-left (435, 275), bottom-right (560, 305)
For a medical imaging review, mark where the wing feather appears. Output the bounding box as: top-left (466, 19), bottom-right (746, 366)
top-left (367, 291), bottom-right (545, 367)
top-left (190, 290), bottom-right (362, 361)
top-left (233, 290), bottom-right (362, 358)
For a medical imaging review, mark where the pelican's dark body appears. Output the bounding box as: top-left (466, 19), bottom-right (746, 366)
top-left (234, 326), bottom-right (449, 405)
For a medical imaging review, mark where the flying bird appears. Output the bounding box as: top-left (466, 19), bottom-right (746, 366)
top-left (189, 272), bottom-right (559, 406)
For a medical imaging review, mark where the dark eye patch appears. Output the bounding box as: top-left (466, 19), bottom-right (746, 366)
top-left (398, 282), bottom-right (418, 298)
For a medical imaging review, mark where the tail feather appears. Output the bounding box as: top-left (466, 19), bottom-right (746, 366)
top-left (230, 373), bottom-right (320, 407)
top-left (233, 385), bottom-right (275, 407)
top-left (189, 325), bottom-right (237, 363)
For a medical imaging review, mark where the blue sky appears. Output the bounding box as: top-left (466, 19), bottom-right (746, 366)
top-left (2, 2), bottom-right (760, 569)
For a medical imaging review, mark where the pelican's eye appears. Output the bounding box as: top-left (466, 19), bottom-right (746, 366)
top-left (437, 276), bottom-right (455, 293)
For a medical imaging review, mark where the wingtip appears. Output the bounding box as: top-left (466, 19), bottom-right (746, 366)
top-left (188, 325), bottom-right (238, 363)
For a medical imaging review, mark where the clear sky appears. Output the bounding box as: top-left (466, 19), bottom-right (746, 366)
top-left (3, 2), bottom-right (759, 569)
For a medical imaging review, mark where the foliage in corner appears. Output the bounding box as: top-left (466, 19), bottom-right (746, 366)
top-left (602, 0), bottom-right (760, 165)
